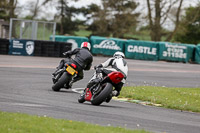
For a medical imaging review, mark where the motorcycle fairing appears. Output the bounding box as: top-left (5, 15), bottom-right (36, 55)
top-left (85, 88), bottom-right (92, 101)
top-left (107, 71), bottom-right (124, 84)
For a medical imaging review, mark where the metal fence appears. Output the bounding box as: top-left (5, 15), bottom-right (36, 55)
top-left (9, 18), bottom-right (56, 41)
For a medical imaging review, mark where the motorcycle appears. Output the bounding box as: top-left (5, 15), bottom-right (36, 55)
top-left (78, 67), bottom-right (124, 105)
top-left (52, 56), bottom-right (78, 92)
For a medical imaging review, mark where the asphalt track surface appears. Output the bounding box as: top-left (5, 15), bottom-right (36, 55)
top-left (0, 55), bottom-right (200, 133)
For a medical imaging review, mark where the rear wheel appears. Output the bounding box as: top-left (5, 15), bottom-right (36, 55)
top-left (91, 83), bottom-right (113, 106)
top-left (52, 72), bottom-right (70, 91)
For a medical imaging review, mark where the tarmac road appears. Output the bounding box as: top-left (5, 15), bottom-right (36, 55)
top-left (0, 55), bottom-right (200, 133)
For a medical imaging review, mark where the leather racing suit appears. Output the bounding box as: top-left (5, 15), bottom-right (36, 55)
top-left (55, 47), bottom-right (93, 84)
top-left (95, 56), bottom-right (128, 96)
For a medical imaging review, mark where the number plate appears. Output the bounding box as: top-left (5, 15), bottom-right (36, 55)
top-left (66, 66), bottom-right (76, 75)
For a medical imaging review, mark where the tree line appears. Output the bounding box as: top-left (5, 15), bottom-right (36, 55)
top-left (0, 0), bottom-right (200, 44)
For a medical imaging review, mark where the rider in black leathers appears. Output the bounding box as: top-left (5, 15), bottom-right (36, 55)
top-left (52, 42), bottom-right (93, 88)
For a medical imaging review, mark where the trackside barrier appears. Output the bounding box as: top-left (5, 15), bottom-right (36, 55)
top-left (9, 39), bottom-right (35, 56)
top-left (1, 35), bottom-right (200, 64)
top-left (0, 38), bottom-right (9, 55)
top-left (125, 40), bottom-right (159, 61)
top-left (9, 39), bottom-right (72, 57)
top-left (34, 40), bottom-right (72, 57)
top-left (158, 42), bottom-right (196, 63)
top-left (195, 44), bottom-right (200, 64)
top-left (90, 36), bottom-right (126, 56)
top-left (50, 35), bottom-right (88, 50)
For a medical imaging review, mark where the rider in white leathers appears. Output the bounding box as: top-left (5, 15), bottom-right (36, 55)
top-left (94, 51), bottom-right (128, 100)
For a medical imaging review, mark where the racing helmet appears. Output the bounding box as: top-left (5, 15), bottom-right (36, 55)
top-left (113, 51), bottom-right (125, 58)
top-left (81, 42), bottom-right (91, 50)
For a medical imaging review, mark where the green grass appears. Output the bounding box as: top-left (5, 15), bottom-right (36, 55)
top-left (124, 31), bottom-right (167, 41)
top-left (120, 86), bottom-right (200, 112)
top-left (2, 86), bottom-right (199, 132)
top-left (73, 29), bottom-right (168, 41)
top-left (13, 23), bottom-right (55, 41)
top-left (0, 111), bottom-right (149, 133)
top-left (74, 29), bottom-right (92, 37)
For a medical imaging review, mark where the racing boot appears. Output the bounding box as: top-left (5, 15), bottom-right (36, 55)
top-left (52, 68), bottom-right (59, 77)
top-left (52, 61), bottom-right (65, 77)
top-left (105, 90), bottom-right (118, 103)
top-left (68, 80), bottom-right (73, 89)
top-left (67, 75), bottom-right (82, 89)
top-left (64, 79), bottom-right (74, 89)
top-left (112, 90), bottom-right (118, 96)
top-left (52, 69), bottom-right (59, 83)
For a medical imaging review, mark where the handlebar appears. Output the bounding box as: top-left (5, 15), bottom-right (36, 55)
top-left (95, 67), bottom-right (103, 73)
top-left (63, 52), bottom-right (72, 58)
top-left (63, 52), bottom-right (68, 56)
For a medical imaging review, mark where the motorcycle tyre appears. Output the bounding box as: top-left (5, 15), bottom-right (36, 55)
top-left (78, 93), bottom-right (85, 103)
top-left (91, 83), bottom-right (113, 106)
top-left (52, 72), bottom-right (70, 91)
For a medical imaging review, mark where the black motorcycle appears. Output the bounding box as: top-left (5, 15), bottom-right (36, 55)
top-left (52, 56), bottom-right (78, 91)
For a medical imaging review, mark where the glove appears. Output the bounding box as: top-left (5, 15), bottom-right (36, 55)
top-left (94, 64), bottom-right (103, 70)
top-left (63, 52), bottom-right (70, 57)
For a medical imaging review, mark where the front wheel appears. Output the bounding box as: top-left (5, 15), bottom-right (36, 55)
top-left (78, 93), bottom-right (85, 103)
top-left (52, 72), bottom-right (70, 91)
top-left (91, 83), bottom-right (113, 106)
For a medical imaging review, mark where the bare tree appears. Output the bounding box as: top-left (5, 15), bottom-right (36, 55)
top-left (28, 0), bottom-right (41, 19)
top-left (146, 0), bottom-right (184, 41)
top-left (88, 0), bottom-right (139, 38)
top-left (0, 0), bottom-right (18, 20)
top-left (165, 0), bottom-right (183, 41)
top-left (42, 0), bottom-right (70, 34)
top-left (9, 0), bottom-right (18, 18)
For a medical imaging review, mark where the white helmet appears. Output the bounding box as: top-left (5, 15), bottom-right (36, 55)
top-left (113, 51), bottom-right (125, 58)
top-left (81, 42), bottom-right (91, 50)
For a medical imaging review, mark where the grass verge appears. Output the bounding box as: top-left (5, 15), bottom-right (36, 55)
top-left (0, 111), bottom-right (149, 133)
top-left (120, 86), bottom-right (200, 112)
top-left (74, 29), bottom-right (92, 37)
top-left (1, 86), bottom-right (199, 132)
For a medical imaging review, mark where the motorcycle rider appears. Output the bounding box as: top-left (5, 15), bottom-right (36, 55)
top-left (52, 42), bottom-right (93, 88)
top-left (87, 51), bottom-right (128, 102)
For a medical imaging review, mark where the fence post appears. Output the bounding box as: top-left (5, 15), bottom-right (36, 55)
top-left (9, 18), bottom-right (13, 41)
